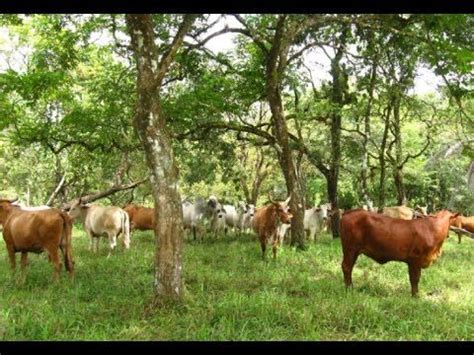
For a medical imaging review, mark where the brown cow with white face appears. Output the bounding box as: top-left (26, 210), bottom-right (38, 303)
top-left (0, 197), bottom-right (74, 281)
top-left (123, 203), bottom-right (155, 233)
top-left (340, 209), bottom-right (459, 297)
top-left (252, 196), bottom-right (293, 260)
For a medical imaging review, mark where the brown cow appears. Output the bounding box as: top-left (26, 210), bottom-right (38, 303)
top-left (451, 215), bottom-right (474, 243)
top-left (340, 209), bottom-right (459, 297)
top-left (123, 203), bottom-right (155, 232)
top-left (0, 198), bottom-right (74, 281)
top-left (252, 196), bottom-right (293, 260)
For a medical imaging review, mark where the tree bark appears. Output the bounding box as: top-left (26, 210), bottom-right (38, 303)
top-left (266, 15), bottom-right (306, 249)
top-left (126, 14), bottom-right (197, 303)
top-left (360, 57), bottom-right (377, 207)
top-left (391, 87), bottom-right (407, 206)
top-left (377, 104), bottom-right (393, 211)
top-left (327, 26), bottom-right (349, 238)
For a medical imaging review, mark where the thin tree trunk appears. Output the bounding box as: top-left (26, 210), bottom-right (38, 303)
top-left (392, 88), bottom-right (407, 205)
top-left (361, 58), bottom-right (377, 206)
top-left (377, 105), bottom-right (392, 211)
top-left (126, 14), bottom-right (197, 303)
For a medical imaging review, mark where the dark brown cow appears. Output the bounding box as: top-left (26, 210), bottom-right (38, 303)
top-left (252, 196), bottom-right (293, 260)
top-left (123, 203), bottom-right (155, 232)
top-left (340, 209), bottom-right (459, 297)
top-left (0, 198), bottom-right (74, 281)
top-left (451, 215), bottom-right (474, 243)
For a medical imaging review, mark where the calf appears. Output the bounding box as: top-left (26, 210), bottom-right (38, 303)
top-left (68, 198), bottom-right (130, 257)
top-left (340, 209), bottom-right (459, 297)
top-left (252, 196), bottom-right (293, 259)
top-left (0, 198), bottom-right (74, 281)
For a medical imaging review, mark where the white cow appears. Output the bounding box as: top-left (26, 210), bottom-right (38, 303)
top-left (238, 202), bottom-right (256, 233)
top-left (182, 196), bottom-right (226, 240)
top-left (68, 199), bottom-right (130, 257)
top-left (223, 204), bottom-right (240, 233)
top-left (304, 204), bottom-right (329, 242)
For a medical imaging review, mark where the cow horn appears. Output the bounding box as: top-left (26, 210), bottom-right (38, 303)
top-left (268, 193), bottom-right (276, 204)
top-left (283, 196), bottom-right (291, 207)
top-left (9, 196), bottom-right (19, 203)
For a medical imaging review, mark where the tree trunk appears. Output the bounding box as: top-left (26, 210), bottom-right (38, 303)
top-left (392, 88), bottom-right (407, 205)
top-left (327, 27), bottom-right (349, 238)
top-left (377, 105), bottom-right (392, 211)
top-left (126, 14), bottom-right (197, 303)
top-left (266, 15), bottom-right (305, 249)
top-left (361, 58), bottom-right (377, 206)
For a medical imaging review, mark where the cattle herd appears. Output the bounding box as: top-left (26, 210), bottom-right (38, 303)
top-left (0, 193), bottom-right (473, 297)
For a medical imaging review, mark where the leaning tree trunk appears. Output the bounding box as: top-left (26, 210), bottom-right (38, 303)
top-left (126, 14), bottom-right (197, 303)
top-left (266, 15), bottom-right (306, 249)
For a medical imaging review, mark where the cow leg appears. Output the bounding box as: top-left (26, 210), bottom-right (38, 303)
top-left (309, 228), bottom-right (316, 243)
top-left (342, 251), bottom-right (359, 289)
top-left (408, 263), bottom-right (422, 297)
top-left (192, 226), bottom-right (197, 241)
top-left (272, 236), bottom-right (280, 260)
top-left (107, 233), bottom-right (117, 258)
top-left (19, 252), bottom-right (28, 283)
top-left (6, 245), bottom-right (16, 272)
top-left (458, 234), bottom-right (462, 244)
top-left (46, 247), bottom-right (61, 281)
top-left (260, 238), bottom-right (267, 260)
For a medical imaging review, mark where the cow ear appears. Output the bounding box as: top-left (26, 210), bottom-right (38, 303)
top-left (451, 212), bottom-right (460, 219)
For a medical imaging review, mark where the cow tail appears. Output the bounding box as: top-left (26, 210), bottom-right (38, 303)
top-left (122, 210), bottom-right (131, 249)
top-left (59, 211), bottom-right (75, 278)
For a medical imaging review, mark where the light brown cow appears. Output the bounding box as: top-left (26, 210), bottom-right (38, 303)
top-left (123, 203), bottom-right (155, 232)
top-left (252, 196), bottom-right (293, 260)
top-left (0, 198), bottom-right (74, 281)
top-left (340, 209), bottom-right (459, 297)
top-left (382, 206), bottom-right (414, 220)
top-left (68, 198), bottom-right (130, 257)
top-left (451, 215), bottom-right (474, 243)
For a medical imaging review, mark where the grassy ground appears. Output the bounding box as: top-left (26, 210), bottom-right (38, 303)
top-left (0, 227), bottom-right (473, 340)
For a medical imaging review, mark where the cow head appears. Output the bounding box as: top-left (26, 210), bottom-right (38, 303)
top-left (207, 195), bottom-right (218, 210)
top-left (318, 204), bottom-right (329, 222)
top-left (416, 205), bottom-right (428, 216)
top-left (0, 197), bottom-right (19, 224)
top-left (68, 197), bottom-right (89, 220)
top-left (269, 195), bottom-right (293, 225)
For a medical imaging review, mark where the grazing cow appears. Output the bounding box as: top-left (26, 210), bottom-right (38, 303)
top-left (304, 204), bottom-right (330, 242)
top-left (382, 206), bottom-right (414, 220)
top-left (0, 198), bottom-right (74, 281)
top-left (123, 203), bottom-right (155, 232)
top-left (252, 196), bottom-right (293, 259)
top-left (340, 209), bottom-right (459, 297)
top-left (451, 215), bottom-right (474, 243)
top-left (68, 198), bottom-right (130, 257)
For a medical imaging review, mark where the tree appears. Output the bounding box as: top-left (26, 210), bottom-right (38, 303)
top-left (125, 14), bottom-right (198, 303)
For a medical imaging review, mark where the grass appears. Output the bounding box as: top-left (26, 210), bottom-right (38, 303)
top-left (0, 227), bottom-right (473, 340)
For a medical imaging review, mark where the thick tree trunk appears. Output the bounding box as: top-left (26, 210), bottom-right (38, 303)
top-left (126, 14), bottom-right (197, 303)
top-left (266, 16), bottom-right (305, 249)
